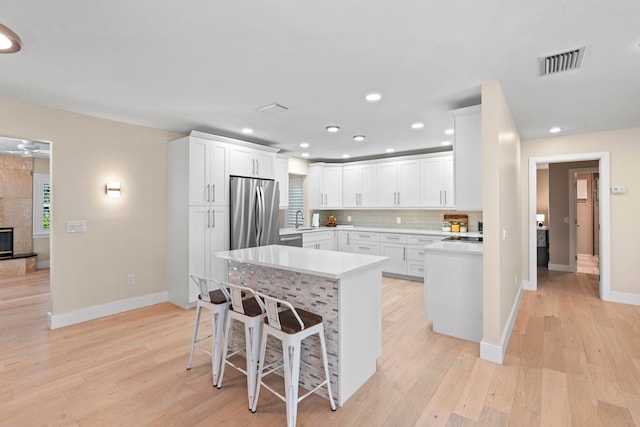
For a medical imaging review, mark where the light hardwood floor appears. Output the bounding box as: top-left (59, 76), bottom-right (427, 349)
top-left (1, 269), bottom-right (640, 426)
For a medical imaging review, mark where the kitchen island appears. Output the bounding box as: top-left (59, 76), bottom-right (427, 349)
top-left (424, 240), bottom-right (483, 343)
top-left (215, 244), bottom-right (388, 406)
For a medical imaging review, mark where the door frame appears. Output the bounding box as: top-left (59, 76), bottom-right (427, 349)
top-left (527, 152), bottom-right (610, 300)
top-left (568, 167), bottom-right (598, 273)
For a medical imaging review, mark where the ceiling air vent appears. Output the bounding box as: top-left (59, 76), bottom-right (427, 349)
top-left (257, 103), bottom-right (289, 114)
top-left (540, 46), bottom-right (585, 76)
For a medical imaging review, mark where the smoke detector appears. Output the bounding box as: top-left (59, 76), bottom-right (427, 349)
top-left (540, 47), bottom-right (585, 76)
top-left (256, 103), bottom-right (289, 114)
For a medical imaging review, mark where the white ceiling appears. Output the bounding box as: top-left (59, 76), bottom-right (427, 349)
top-left (1, 1), bottom-right (639, 161)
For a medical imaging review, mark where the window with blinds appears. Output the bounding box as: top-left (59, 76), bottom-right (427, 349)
top-left (33, 173), bottom-right (51, 238)
top-left (287, 175), bottom-right (304, 227)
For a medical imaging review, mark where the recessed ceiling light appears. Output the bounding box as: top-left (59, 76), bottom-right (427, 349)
top-left (549, 127), bottom-right (562, 133)
top-left (301, 153), bottom-right (310, 157)
top-left (441, 141), bottom-right (451, 146)
top-left (353, 135), bottom-right (365, 142)
top-left (444, 128), bottom-right (454, 135)
top-left (241, 128), bottom-right (253, 134)
top-left (326, 126), bottom-right (340, 133)
top-left (300, 142), bottom-right (309, 148)
top-left (365, 93), bottom-right (382, 102)
top-left (385, 148), bottom-right (395, 153)
top-left (342, 154), bottom-right (350, 159)
top-left (411, 122), bottom-right (424, 129)
top-left (0, 24), bottom-right (21, 53)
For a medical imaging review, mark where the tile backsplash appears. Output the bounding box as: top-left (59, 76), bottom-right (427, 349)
top-left (313, 209), bottom-right (483, 232)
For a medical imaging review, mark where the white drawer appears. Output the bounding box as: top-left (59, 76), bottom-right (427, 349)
top-left (407, 261), bottom-right (425, 277)
top-left (351, 232), bottom-right (380, 242)
top-left (406, 246), bottom-right (428, 261)
top-left (351, 241), bottom-right (380, 255)
top-left (407, 235), bottom-right (444, 246)
top-left (303, 230), bottom-right (332, 243)
top-left (381, 233), bottom-right (407, 244)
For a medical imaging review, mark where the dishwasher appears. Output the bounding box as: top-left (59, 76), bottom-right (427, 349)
top-left (278, 233), bottom-right (303, 247)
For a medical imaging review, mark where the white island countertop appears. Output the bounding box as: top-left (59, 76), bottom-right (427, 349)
top-left (216, 244), bottom-right (388, 279)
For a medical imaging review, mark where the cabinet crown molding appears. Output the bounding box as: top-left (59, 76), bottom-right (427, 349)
top-left (189, 130), bottom-right (280, 153)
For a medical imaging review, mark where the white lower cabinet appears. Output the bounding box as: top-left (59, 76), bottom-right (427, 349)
top-left (406, 235), bottom-right (445, 278)
top-left (303, 230), bottom-right (335, 250)
top-left (350, 232), bottom-right (380, 256)
top-left (381, 234), bottom-right (408, 275)
top-left (337, 230), bottom-right (352, 252)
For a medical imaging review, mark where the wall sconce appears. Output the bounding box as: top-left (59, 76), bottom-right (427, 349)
top-left (106, 181), bottom-right (121, 198)
top-left (536, 214), bottom-right (545, 227)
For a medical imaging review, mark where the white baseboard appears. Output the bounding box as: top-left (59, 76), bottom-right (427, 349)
top-left (522, 279), bottom-right (535, 291)
top-left (48, 291), bottom-right (169, 329)
top-left (37, 261), bottom-right (50, 269)
top-left (604, 290), bottom-right (640, 307)
top-left (548, 263), bottom-right (573, 272)
top-left (480, 284), bottom-right (523, 364)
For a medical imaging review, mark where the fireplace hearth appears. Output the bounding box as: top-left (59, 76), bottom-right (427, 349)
top-left (0, 227), bottom-right (13, 259)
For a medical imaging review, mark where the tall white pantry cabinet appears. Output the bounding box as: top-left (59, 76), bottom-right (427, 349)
top-left (167, 135), bottom-right (230, 308)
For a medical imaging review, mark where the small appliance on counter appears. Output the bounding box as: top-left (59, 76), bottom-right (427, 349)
top-left (443, 214), bottom-right (469, 233)
top-left (312, 213), bottom-right (320, 227)
top-left (478, 220), bottom-right (483, 234)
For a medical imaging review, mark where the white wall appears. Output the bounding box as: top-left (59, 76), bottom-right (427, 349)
top-left (481, 81), bottom-right (523, 362)
top-left (0, 97), bottom-right (182, 317)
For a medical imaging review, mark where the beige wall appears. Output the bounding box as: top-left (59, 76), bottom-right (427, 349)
top-left (0, 97), bottom-right (182, 315)
top-left (481, 81), bottom-right (522, 346)
top-left (547, 161), bottom-right (598, 265)
top-left (521, 127), bottom-right (640, 295)
top-left (33, 157), bottom-right (50, 266)
top-left (536, 168), bottom-right (548, 224)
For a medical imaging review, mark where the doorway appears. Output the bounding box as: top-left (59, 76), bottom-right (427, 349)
top-left (570, 169), bottom-right (599, 275)
top-left (527, 152), bottom-right (610, 300)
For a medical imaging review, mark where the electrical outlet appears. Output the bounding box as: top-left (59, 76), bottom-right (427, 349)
top-left (347, 216), bottom-right (351, 222)
top-left (127, 274), bottom-right (135, 285)
top-left (396, 217), bottom-right (401, 224)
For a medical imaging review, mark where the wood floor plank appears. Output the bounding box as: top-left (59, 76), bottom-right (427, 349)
top-left (540, 367), bottom-right (570, 426)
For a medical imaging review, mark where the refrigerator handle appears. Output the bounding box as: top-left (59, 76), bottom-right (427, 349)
top-left (255, 186), bottom-right (262, 244)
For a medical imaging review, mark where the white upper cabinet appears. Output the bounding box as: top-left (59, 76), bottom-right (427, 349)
top-left (453, 105), bottom-right (482, 211)
top-left (186, 137), bottom-right (229, 206)
top-left (376, 159), bottom-right (420, 207)
top-left (343, 164), bottom-right (376, 208)
top-left (230, 145), bottom-right (275, 179)
top-left (421, 154), bottom-right (454, 208)
top-left (274, 156), bottom-right (289, 209)
top-left (309, 164), bottom-right (343, 209)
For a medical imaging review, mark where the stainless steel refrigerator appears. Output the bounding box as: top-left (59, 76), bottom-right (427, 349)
top-left (230, 176), bottom-right (280, 249)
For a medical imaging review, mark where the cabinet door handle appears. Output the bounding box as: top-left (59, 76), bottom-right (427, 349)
top-left (212, 184), bottom-right (215, 203)
top-left (398, 192), bottom-right (400, 205)
top-left (255, 158), bottom-right (259, 176)
top-left (212, 209), bottom-right (216, 228)
top-left (347, 234), bottom-right (350, 245)
top-left (443, 190), bottom-right (447, 205)
top-left (207, 210), bottom-right (211, 228)
top-left (403, 247), bottom-right (406, 261)
top-left (324, 193), bottom-right (327, 205)
top-left (359, 246), bottom-right (370, 250)
top-left (440, 190), bottom-right (443, 205)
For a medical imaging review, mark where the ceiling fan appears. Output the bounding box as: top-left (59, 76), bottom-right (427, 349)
top-left (0, 138), bottom-right (50, 158)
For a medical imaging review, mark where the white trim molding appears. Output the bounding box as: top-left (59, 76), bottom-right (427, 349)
top-left (548, 263), bottom-right (573, 272)
top-left (481, 284), bottom-right (523, 364)
top-left (48, 291), bottom-right (168, 329)
top-left (605, 290), bottom-right (640, 307)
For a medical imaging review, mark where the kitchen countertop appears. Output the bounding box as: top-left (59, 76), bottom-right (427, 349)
top-left (279, 226), bottom-right (482, 238)
top-left (424, 240), bottom-right (484, 255)
top-left (215, 244), bottom-right (388, 279)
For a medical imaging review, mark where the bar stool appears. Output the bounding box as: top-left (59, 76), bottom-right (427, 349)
top-left (186, 275), bottom-right (230, 387)
top-left (251, 292), bottom-right (336, 427)
top-left (216, 282), bottom-right (267, 410)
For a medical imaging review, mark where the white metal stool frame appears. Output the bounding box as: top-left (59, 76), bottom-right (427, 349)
top-left (216, 282), bottom-right (267, 410)
top-left (186, 275), bottom-right (231, 387)
top-left (251, 291), bottom-right (336, 427)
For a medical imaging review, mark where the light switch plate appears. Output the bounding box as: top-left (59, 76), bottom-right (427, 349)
top-left (66, 220), bottom-right (87, 233)
top-left (611, 186), bottom-right (626, 194)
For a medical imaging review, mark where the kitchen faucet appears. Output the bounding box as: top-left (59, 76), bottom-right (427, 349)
top-left (295, 210), bottom-right (303, 229)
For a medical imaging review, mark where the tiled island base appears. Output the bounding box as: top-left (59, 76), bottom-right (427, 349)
top-left (218, 245), bottom-right (387, 406)
top-left (228, 261), bottom-right (340, 402)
